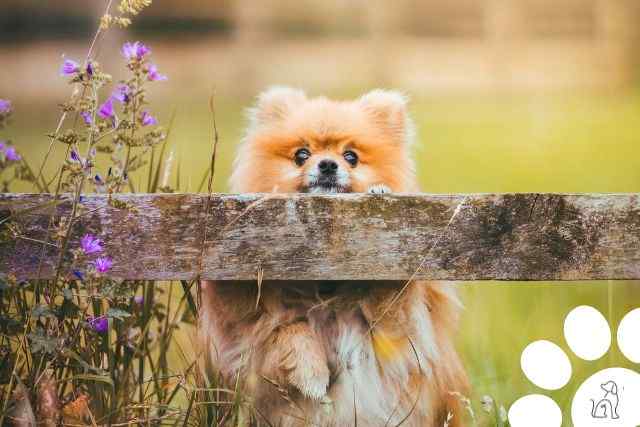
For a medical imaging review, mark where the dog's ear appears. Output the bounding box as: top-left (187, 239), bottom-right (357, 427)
top-left (358, 89), bottom-right (412, 143)
top-left (601, 381), bottom-right (617, 394)
top-left (250, 86), bottom-right (307, 126)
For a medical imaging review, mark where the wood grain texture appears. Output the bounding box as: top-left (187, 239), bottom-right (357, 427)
top-left (1, 193), bottom-right (639, 281)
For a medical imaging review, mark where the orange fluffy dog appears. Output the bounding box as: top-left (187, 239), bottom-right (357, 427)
top-left (200, 87), bottom-right (468, 426)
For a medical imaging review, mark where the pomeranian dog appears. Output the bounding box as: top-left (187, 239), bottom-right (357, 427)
top-left (200, 87), bottom-right (468, 426)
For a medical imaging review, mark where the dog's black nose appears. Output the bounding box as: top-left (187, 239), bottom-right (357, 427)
top-left (318, 159), bottom-right (338, 175)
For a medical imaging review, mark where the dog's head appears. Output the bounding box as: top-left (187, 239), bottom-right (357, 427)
top-left (600, 381), bottom-right (618, 395)
top-left (229, 87), bottom-right (418, 193)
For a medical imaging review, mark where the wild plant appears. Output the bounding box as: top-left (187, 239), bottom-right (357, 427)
top-left (0, 1), bottom-right (216, 425)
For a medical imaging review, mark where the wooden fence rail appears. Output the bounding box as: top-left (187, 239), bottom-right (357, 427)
top-left (1, 193), bottom-right (639, 281)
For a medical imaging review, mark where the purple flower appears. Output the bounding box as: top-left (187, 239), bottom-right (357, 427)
top-left (80, 111), bottom-right (93, 125)
top-left (140, 110), bottom-right (158, 126)
top-left (88, 316), bottom-right (108, 333)
top-left (70, 150), bottom-right (81, 162)
top-left (122, 42), bottom-right (137, 59)
top-left (61, 59), bottom-right (80, 76)
top-left (111, 85), bottom-right (130, 104)
top-left (147, 64), bottom-right (167, 82)
top-left (80, 233), bottom-right (103, 254)
top-left (133, 295), bottom-right (144, 305)
top-left (0, 99), bottom-right (10, 114)
top-left (94, 257), bottom-right (113, 273)
top-left (73, 270), bottom-right (84, 281)
top-left (136, 43), bottom-right (151, 58)
top-left (122, 41), bottom-right (151, 61)
top-left (0, 100), bottom-right (8, 111)
top-left (0, 141), bottom-right (5, 151)
top-left (98, 98), bottom-right (115, 120)
top-left (86, 61), bottom-right (94, 76)
top-left (4, 146), bottom-right (20, 161)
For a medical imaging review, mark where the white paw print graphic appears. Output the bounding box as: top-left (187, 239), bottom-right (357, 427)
top-left (509, 306), bottom-right (640, 427)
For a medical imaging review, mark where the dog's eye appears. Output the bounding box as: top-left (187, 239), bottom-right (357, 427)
top-left (343, 150), bottom-right (358, 166)
top-left (294, 148), bottom-right (311, 166)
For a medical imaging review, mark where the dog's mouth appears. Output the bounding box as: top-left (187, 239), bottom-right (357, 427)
top-left (305, 183), bottom-right (350, 194)
top-left (302, 176), bottom-right (351, 194)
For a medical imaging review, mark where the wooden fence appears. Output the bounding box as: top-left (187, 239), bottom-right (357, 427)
top-left (1, 193), bottom-right (638, 282)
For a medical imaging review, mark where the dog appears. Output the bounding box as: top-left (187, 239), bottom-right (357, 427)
top-left (200, 87), bottom-right (468, 426)
top-left (591, 380), bottom-right (620, 419)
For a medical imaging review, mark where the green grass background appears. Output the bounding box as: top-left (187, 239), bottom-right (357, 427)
top-left (9, 88), bottom-right (640, 425)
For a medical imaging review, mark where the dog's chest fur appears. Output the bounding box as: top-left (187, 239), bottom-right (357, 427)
top-left (202, 280), bottom-right (465, 426)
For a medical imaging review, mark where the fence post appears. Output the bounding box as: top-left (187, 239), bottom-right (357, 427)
top-left (484, 0), bottom-right (524, 91)
top-left (364, 0), bottom-right (399, 87)
top-left (229, 0), bottom-right (273, 96)
top-left (594, 0), bottom-right (635, 87)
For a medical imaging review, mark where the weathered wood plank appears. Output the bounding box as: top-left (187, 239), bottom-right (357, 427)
top-left (1, 193), bottom-right (639, 281)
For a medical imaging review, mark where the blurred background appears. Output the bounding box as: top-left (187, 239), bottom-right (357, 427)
top-left (2, 0), bottom-right (640, 423)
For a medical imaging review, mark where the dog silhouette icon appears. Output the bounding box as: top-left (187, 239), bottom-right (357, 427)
top-left (590, 380), bottom-right (620, 419)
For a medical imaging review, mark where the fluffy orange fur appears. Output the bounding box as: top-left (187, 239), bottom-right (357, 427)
top-left (200, 87), bottom-right (468, 426)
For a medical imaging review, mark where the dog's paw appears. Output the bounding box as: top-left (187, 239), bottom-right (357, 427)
top-left (367, 184), bottom-right (392, 194)
top-left (281, 329), bottom-right (330, 400)
top-left (287, 360), bottom-right (330, 401)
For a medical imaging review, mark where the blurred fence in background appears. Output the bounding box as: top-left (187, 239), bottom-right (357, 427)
top-left (1, 0), bottom-right (639, 100)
